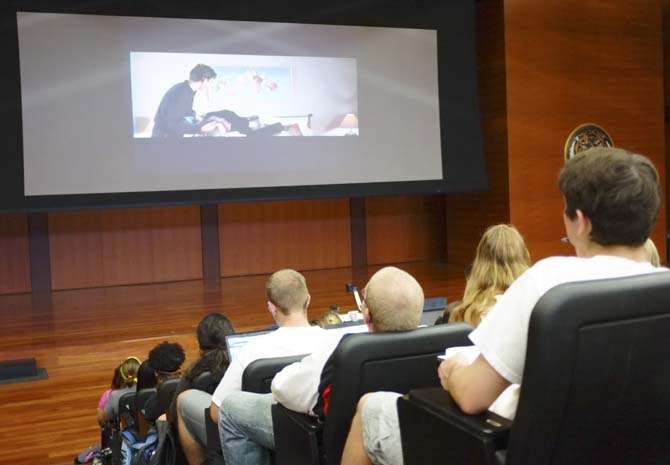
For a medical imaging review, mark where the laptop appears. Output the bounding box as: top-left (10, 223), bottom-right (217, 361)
top-left (419, 296), bottom-right (448, 326)
top-left (224, 328), bottom-right (274, 361)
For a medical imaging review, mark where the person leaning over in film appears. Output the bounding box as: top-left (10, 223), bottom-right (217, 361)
top-left (341, 147), bottom-right (669, 465)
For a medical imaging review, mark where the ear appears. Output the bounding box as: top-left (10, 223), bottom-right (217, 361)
top-left (363, 307), bottom-right (372, 324)
top-left (267, 301), bottom-right (277, 318)
top-left (575, 209), bottom-right (592, 237)
top-left (305, 294), bottom-right (311, 309)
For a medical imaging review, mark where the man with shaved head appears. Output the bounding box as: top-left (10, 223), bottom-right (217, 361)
top-left (218, 266), bottom-right (425, 465)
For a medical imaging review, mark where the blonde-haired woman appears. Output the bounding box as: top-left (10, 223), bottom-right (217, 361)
top-left (449, 224), bottom-right (531, 326)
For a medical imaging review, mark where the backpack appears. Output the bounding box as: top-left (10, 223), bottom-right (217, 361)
top-left (147, 420), bottom-right (177, 465)
top-left (114, 427), bottom-right (157, 465)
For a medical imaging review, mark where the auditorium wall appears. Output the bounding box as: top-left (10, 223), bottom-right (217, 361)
top-left (0, 0), bottom-right (668, 294)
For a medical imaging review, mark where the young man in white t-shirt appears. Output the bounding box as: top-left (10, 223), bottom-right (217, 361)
top-left (341, 147), bottom-right (667, 465)
top-left (176, 269), bottom-right (326, 465)
top-left (218, 266), bottom-right (426, 465)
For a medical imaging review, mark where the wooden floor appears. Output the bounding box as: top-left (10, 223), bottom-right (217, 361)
top-left (0, 261), bottom-right (466, 465)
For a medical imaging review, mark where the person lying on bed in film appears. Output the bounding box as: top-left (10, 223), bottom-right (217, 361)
top-left (151, 64), bottom-right (300, 138)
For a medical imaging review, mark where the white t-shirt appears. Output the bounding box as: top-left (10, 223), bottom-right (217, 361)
top-left (470, 255), bottom-right (667, 418)
top-left (210, 325), bottom-right (328, 407)
top-left (272, 333), bottom-right (344, 415)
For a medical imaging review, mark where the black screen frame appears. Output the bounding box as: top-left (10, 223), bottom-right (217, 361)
top-left (0, 0), bottom-right (485, 213)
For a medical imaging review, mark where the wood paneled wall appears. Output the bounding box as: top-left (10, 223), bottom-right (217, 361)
top-left (446, 0), bottom-right (511, 265)
top-left (504, 0), bottom-right (667, 260)
top-left (49, 206), bottom-right (202, 290)
top-left (218, 199), bottom-right (352, 277)
top-left (367, 195), bottom-right (446, 265)
top-left (0, 215), bottom-right (31, 294)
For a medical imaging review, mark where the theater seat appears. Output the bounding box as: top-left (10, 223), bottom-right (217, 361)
top-left (204, 354), bottom-right (305, 455)
top-left (398, 272), bottom-right (670, 465)
top-left (271, 322), bottom-right (473, 465)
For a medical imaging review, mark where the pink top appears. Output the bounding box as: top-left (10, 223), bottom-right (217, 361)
top-left (98, 389), bottom-right (113, 410)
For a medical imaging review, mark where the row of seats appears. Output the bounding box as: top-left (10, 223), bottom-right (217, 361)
top-left (202, 322), bottom-right (472, 465)
top-left (195, 273), bottom-right (670, 465)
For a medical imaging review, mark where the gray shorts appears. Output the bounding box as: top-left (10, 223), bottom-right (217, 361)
top-left (361, 392), bottom-right (403, 465)
top-left (179, 389), bottom-right (212, 447)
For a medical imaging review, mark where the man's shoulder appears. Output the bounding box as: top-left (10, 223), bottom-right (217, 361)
top-left (239, 326), bottom-right (326, 359)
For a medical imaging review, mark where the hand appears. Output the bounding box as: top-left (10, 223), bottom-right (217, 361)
top-left (438, 354), bottom-right (469, 391)
top-left (200, 121), bottom-right (218, 133)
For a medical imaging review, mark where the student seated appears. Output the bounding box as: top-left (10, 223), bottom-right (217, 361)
top-left (341, 223), bottom-right (530, 465)
top-left (143, 341), bottom-right (186, 421)
top-left (99, 356), bottom-right (141, 423)
top-left (177, 269), bottom-right (327, 465)
top-left (218, 266), bottom-right (426, 465)
top-left (97, 365), bottom-right (123, 425)
top-left (342, 147), bottom-right (668, 465)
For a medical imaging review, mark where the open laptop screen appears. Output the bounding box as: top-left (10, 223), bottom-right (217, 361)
top-left (225, 328), bottom-right (274, 361)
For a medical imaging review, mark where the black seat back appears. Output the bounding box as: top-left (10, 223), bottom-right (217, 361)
top-left (117, 391), bottom-right (136, 428)
top-left (192, 370), bottom-right (214, 393)
top-left (509, 272), bottom-right (670, 465)
top-left (242, 354), bottom-right (306, 393)
top-left (156, 378), bottom-right (180, 415)
top-left (323, 323), bottom-right (473, 465)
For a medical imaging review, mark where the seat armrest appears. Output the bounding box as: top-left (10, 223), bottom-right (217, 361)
top-left (399, 387), bottom-right (510, 465)
top-left (272, 404), bottom-right (323, 465)
top-left (406, 387), bottom-right (511, 442)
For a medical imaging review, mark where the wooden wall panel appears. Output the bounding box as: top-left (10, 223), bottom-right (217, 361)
top-left (505, 0), bottom-right (666, 261)
top-left (219, 199), bottom-right (351, 277)
top-left (148, 206), bottom-right (203, 283)
top-left (446, 0), bottom-right (511, 266)
top-left (0, 214), bottom-right (31, 294)
top-left (50, 206), bottom-right (202, 290)
top-left (366, 195), bottom-right (445, 265)
top-left (49, 211), bottom-right (104, 290)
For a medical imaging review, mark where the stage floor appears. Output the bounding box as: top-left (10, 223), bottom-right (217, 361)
top-left (0, 261), bottom-right (466, 465)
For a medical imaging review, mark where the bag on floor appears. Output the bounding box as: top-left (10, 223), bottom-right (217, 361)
top-left (118, 427), bottom-right (158, 465)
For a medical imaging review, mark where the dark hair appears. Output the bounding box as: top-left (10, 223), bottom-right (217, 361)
top-left (148, 342), bottom-right (186, 373)
top-left (197, 313), bottom-right (235, 351)
top-left (111, 366), bottom-right (124, 390)
top-left (559, 147), bottom-right (660, 246)
top-left (136, 360), bottom-right (157, 391)
top-left (189, 64), bottom-right (216, 82)
top-left (183, 314), bottom-right (236, 388)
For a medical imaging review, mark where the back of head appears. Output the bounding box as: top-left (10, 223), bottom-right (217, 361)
top-left (148, 341), bottom-right (186, 375)
top-left (450, 224), bottom-right (531, 326)
top-left (265, 269), bottom-right (309, 315)
top-left (317, 311), bottom-right (343, 328)
top-left (189, 63), bottom-right (216, 82)
top-left (119, 356), bottom-right (141, 388)
top-left (364, 266), bottom-right (424, 331)
top-left (559, 147), bottom-right (661, 246)
top-left (136, 359), bottom-right (157, 391)
top-left (197, 313), bottom-right (235, 351)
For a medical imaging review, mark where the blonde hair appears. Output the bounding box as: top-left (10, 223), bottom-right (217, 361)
top-left (644, 238), bottom-right (661, 267)
top-left (365, 267), bottom-right (424, 331)
top-left (317, 311), bottom-right (343, 328)
top-left (118, 356), bottom-right (141, 388)
top-left (449, 224), bottom-right (530, 326)
top-left (265, 269), bottom-right (309, 315)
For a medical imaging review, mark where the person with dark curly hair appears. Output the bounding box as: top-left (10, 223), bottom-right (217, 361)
top-left (143, 341), bottom-right (186, 421)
